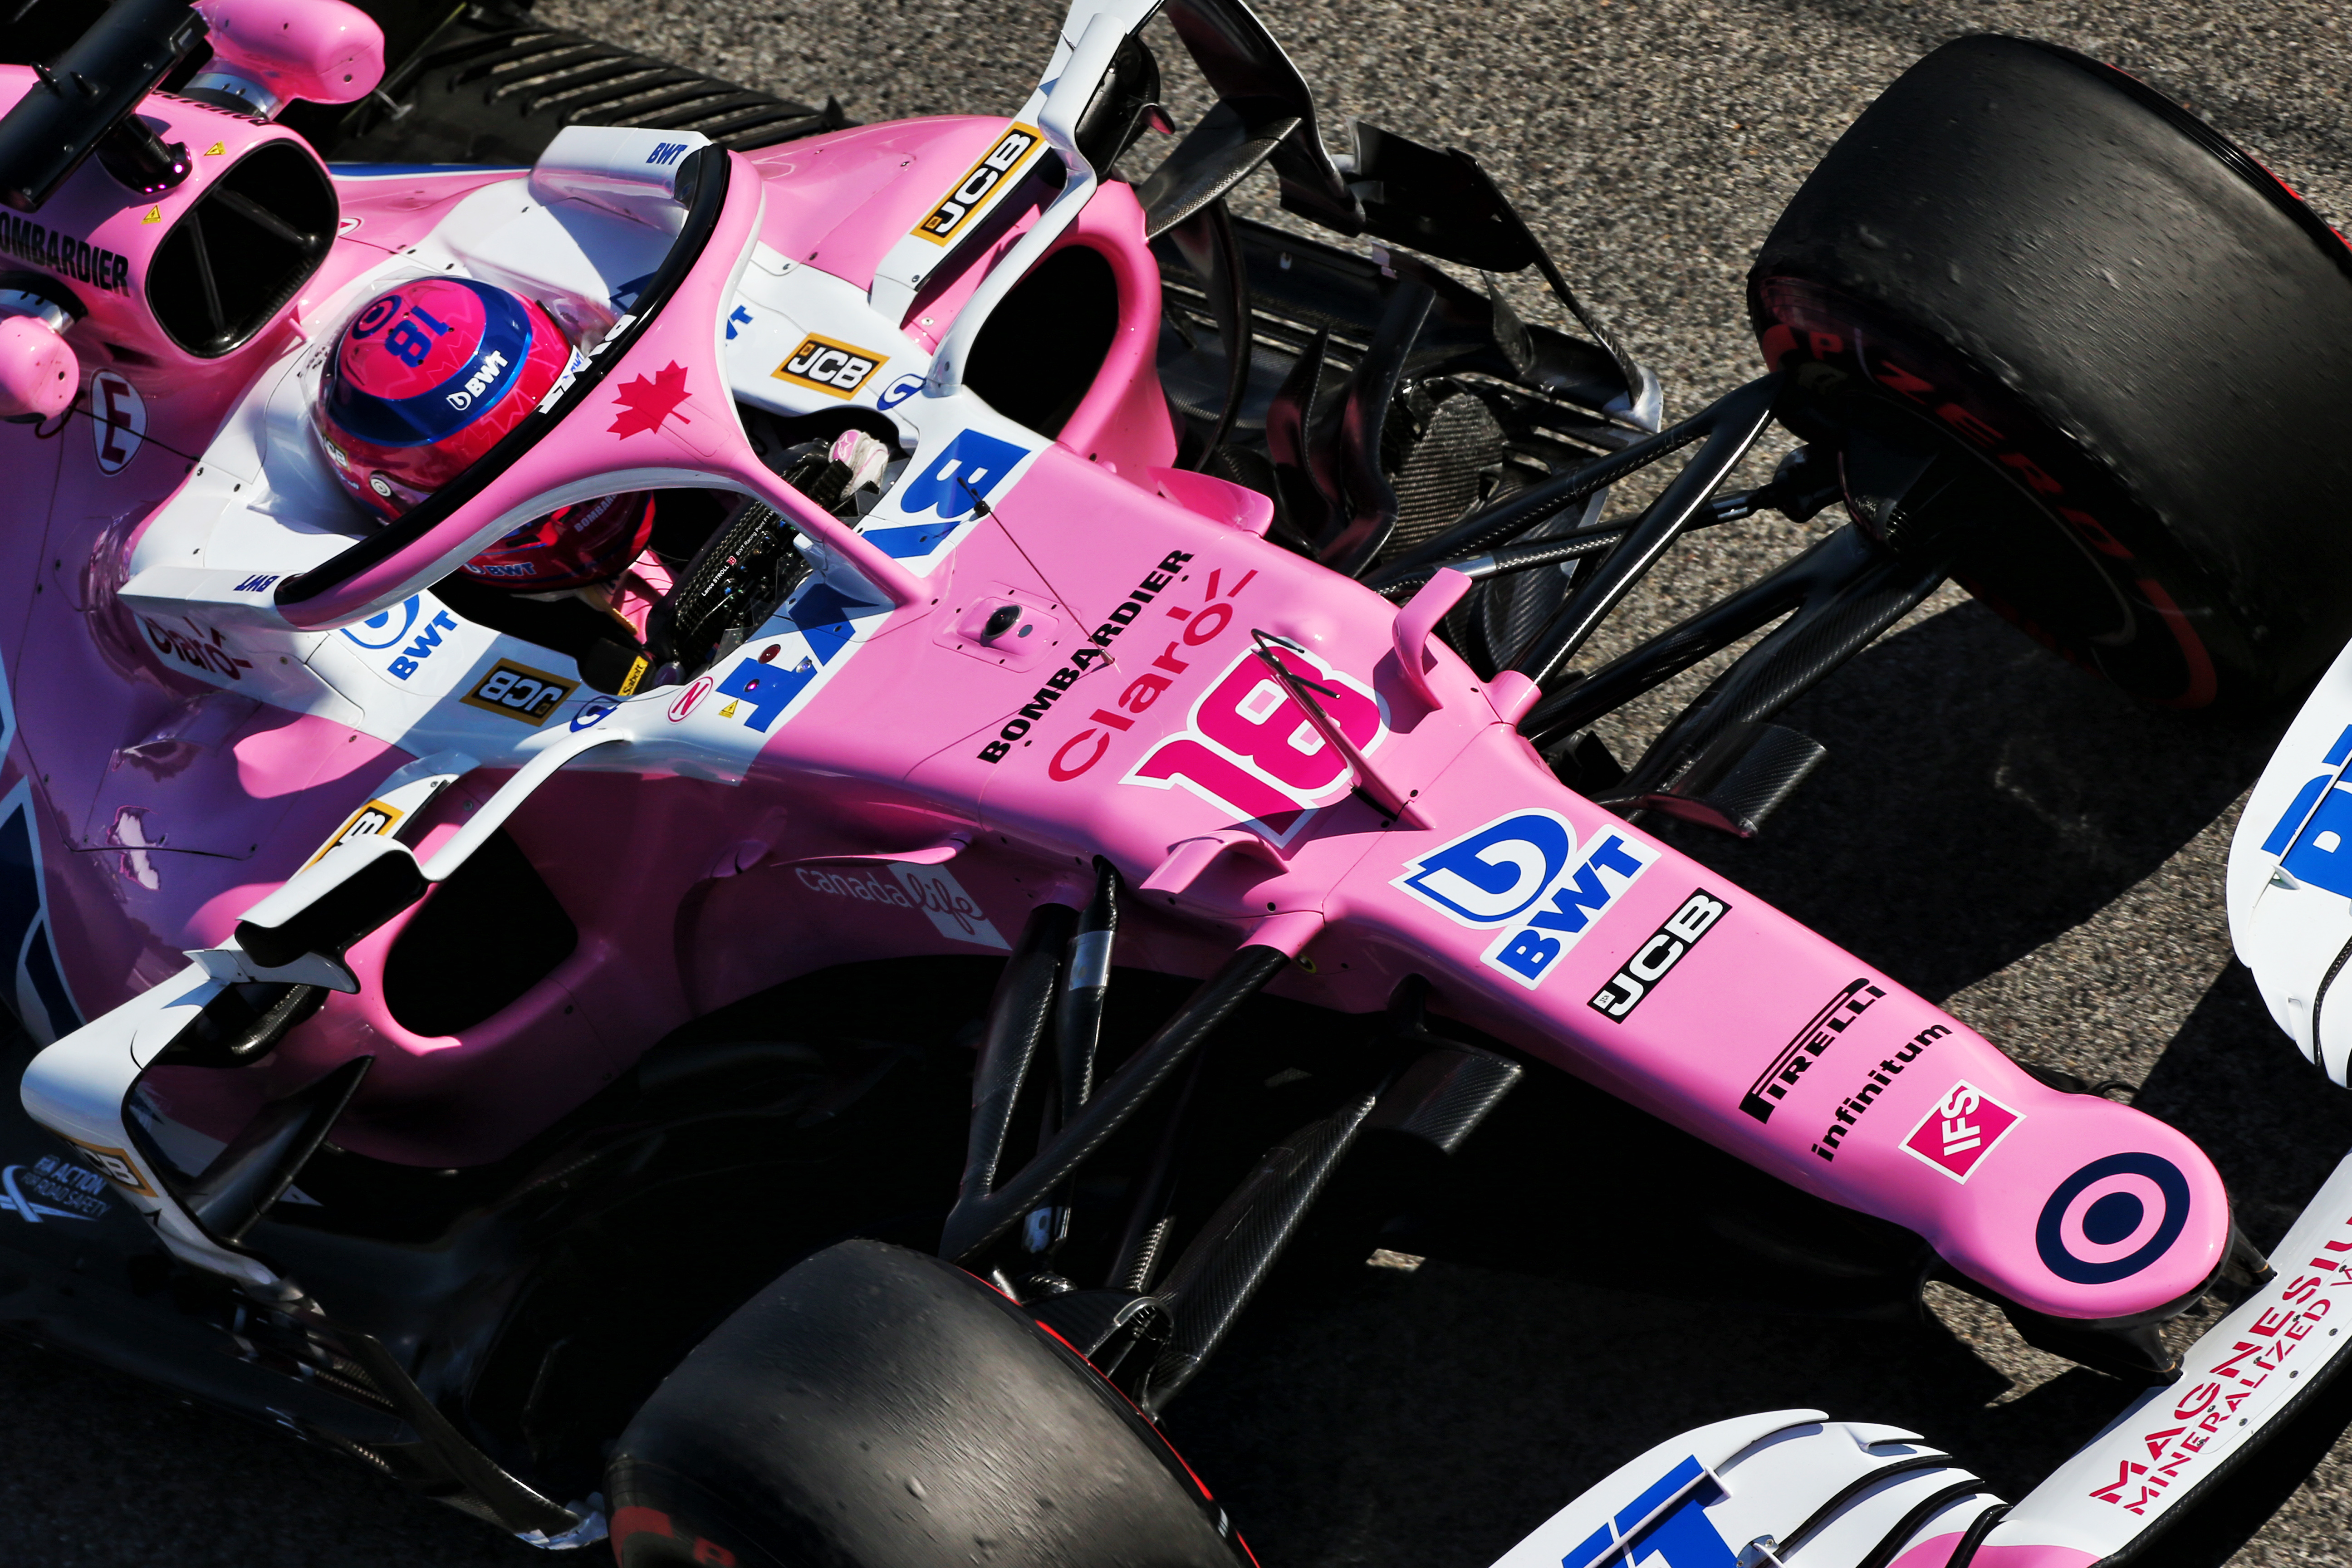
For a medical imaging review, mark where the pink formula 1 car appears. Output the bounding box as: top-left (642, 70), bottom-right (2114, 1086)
top-left (3, 0), bottom-right (2352, 1563)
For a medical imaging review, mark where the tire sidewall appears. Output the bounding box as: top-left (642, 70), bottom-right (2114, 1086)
top-left (1757, 276), bottom-right (2230, 709)
top-left (604, 1242), bottom-right (1249, 1568)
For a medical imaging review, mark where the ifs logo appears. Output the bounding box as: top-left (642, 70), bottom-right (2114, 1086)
top-left (2259, 721), bottom-right (2352, 898)
top-left (1393, 810), bottom-right (1656, 990)
top-left (1901, 1079), bottom-right (2023, 1183)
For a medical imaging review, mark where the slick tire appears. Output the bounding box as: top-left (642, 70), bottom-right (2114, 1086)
top-left (1751, 34), bottom-right (2352, 715)
top-left (604, 1240), bottom-right (1251, 1568)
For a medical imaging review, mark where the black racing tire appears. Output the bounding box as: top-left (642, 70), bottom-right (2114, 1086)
top-left (1750, 34), bottom-right (2352, 714)
top-left (604, 1240), bottom-right (1252, 1568)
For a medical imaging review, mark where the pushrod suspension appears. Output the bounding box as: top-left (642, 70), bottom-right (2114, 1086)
top-left (941, 941), bottom-right (1290, 1264)
top-left (1510, 374), bottom-right (1784, 689)
top-left (1520, 523), bottom-right (1945, 756)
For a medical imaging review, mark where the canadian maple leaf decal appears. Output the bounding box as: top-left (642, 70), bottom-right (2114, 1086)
top-left (609, 361), bottom-right (694, 438)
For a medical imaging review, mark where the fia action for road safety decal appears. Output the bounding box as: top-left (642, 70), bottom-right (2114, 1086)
top-left (0, 1157), bottom-right (110, 1224)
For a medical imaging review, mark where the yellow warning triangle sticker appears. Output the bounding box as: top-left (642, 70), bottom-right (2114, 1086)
top-left (718, 701), bottom-right (740, 718)
top-left (140, 206), bottom-right (161, 224)
top-left (203, 141), bottom-right (224, 157)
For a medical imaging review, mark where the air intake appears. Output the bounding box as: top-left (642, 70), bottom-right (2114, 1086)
top-left (147, 139), bottom-right (334, 358)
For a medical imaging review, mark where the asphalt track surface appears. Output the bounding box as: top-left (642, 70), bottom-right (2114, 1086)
top-left (8, 0), bottom-right (2352, 1563)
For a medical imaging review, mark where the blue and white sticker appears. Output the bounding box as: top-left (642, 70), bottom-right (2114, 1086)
top-left (858, 426), bottom-right (1034, 562)
top-left (1558, 1455), bottom-right (1733, 1568)
top-left (1395, 809), bottom-right (1656, 990)
top-left (707, 578), bottom-right (878, 735)
top-left (2262, 722), bottom-right (2352, 898)
top-left (340, 593), bottom-right (473, 682)
top-left (0, 653), bottom-right (78, 1042)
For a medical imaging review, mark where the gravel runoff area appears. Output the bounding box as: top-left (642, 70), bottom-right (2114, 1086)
top-left (8, 0), bottom-right (2352, 1563)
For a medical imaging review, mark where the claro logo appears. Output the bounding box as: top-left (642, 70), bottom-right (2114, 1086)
top-left (1015, 561), bottom-right (1404, 850)
top-left (977, 550), bottom-right (1218, 766)
top-left (142, 616), bottom-right (251, 682)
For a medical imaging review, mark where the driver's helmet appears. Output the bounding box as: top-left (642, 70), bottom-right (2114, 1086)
top-left (314, 279), bottom-right (655, 594)
top-left (314, 278), bottom-right (573, 516)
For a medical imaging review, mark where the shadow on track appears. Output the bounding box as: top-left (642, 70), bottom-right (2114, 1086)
top-left (1173, 961), bottom-right (2352, 1568)
top-left (1656, 599), bottom-right (2286, 1001)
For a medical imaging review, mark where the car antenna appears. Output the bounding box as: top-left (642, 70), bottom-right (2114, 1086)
top-left (957, 475), bottom-right (996, 520)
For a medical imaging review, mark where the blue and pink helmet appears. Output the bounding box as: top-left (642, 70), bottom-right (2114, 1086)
top-left (314, 277), bottom-right (652, 591)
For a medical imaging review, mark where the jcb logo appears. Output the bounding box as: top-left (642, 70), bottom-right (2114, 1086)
top-left (337, 807), bottom-right (398, 845)
top-left (1588, 890), bottom-right (1728, 1021)
top-left (307, 799), bottom-right (405, 867)
top-left (462, 660), bottom-right (576, 725)
top-left (773, 334), bottom-right (887, 398)
top-left (912, 125), bottom-right (1045, 245)
top-left (63, 1140), bottom-right (152, 1197)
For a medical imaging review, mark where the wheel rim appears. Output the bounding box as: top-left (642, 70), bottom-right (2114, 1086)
top-left (1758, 274), bottom-right (2219, 707)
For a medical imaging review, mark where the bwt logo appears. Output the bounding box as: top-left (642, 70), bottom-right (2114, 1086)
top-left (445, 349), bottom-right (508, 411)
top-left (1394, 810), bottom-right (1656, 990)
top-left (645, 141), bottom-right (691, 166)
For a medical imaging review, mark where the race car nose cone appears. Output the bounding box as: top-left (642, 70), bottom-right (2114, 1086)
top-left (2083, 1190), bottom-right (2144, 1245)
